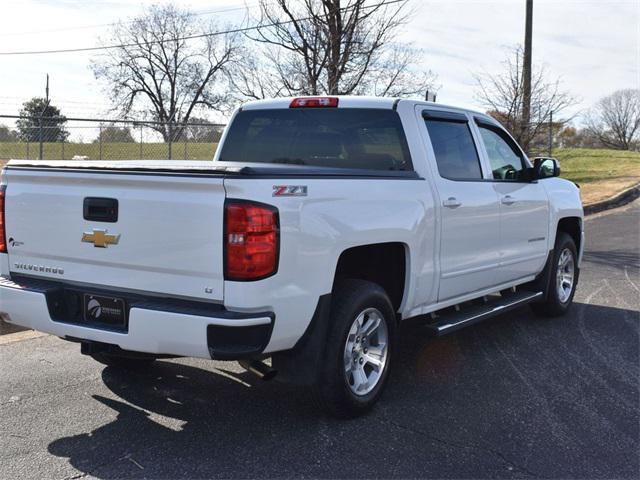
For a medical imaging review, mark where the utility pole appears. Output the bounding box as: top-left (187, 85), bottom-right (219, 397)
top-left (522, 0), bottom-right (533, 152)
top-left (38, 74), bottom-right (50, 160)
top-left (548, 110), bottom-right (553, 156)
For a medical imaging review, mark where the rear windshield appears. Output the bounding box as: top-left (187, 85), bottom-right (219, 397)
top-left (219, 108), bottom-right (413, 171)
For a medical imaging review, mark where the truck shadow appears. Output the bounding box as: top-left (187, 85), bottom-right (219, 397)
top-left (583, 249), bottom-right (640, 269)
top-left (47, 302), bottom-right (639, 479)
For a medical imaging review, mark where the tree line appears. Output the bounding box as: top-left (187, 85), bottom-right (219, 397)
top-left (1, 1), bottom-right (638, 151)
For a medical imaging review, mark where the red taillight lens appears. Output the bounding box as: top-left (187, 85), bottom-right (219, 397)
top-left (0, 185), bottom-right (6, 253)
top-left (225, 200), bottom-right (279, 281)
top-left (289, 97), bottom-right (339, 108)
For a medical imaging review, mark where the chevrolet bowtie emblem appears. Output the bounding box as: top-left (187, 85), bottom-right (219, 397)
top-left (82, 229), bottom-right (120, 248)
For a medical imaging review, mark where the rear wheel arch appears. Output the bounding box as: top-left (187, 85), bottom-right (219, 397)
top-left (332, 242), bottom-right (408, 313)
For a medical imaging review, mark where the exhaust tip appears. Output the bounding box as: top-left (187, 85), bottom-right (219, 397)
top-left (239, 359), bottom-right (277, 381)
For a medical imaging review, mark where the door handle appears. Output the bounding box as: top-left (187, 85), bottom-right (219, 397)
top-left (443, 197), bottom-right (462, 208)
top-left (501, 195), bottom-right (516, 206)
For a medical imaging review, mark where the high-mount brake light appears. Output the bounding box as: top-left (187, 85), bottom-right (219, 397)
top-left (224, 200), bottom-right (279, 281)
top-left (0, 185), bottom-right (6, 253)
top-left (289, 97), bottom-right (339, 108)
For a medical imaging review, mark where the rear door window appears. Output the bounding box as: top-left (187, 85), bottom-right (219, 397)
top-left (219, 108), bottom-right (413, 171)
top-left (423, 113), bottom-right (483, 181)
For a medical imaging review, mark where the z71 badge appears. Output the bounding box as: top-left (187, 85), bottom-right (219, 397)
top-left (272, 185), bottom-right (308, 197)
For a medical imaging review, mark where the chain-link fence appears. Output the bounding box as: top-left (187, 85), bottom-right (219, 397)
top-left (0, 115), bottom-right (226, 161)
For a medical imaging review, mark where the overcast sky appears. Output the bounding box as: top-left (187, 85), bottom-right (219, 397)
top-left (0, 0), bottom-right (637, 126)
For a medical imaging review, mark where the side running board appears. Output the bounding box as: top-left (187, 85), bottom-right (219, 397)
top-left (426, 290), bottom-right (543, 336)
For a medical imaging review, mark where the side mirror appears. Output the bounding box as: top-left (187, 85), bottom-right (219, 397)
top-left (533, 157), bottom-right (561, 179)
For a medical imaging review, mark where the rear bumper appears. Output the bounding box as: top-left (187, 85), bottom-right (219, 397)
top-left (0, 276), bottom-right (274, 360)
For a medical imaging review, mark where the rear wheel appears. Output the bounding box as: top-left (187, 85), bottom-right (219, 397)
top-left (90, 352), bottom-right (156, 370)
top-left (313, 280), bottom-right (396, 418)
top-left (531, 232), bottom-right (579, 317)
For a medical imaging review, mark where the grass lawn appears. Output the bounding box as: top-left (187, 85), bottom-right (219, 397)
top-left (1, 146), bottom-right (638, 207)
top-left (554, 148), bottom-right (640, 205)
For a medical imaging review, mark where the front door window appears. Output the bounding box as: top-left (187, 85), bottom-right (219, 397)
top-left (478, 125), bottom-right (526, 181)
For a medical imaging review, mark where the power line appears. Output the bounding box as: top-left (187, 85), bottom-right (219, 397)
top-left (0, 100), bottom-right (113, 113)
top-left (0, 113), bottom-right (226, 127)
top-left (0, 3), bottom-right (262, 38)
top-left (0, 95), bottom-right (109, 105)
top-left (0, 95), bottom-right (112, 106)
top-left (0, 0), bottom-right (405, 56)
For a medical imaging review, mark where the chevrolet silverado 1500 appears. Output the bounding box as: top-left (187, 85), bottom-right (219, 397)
top-left (0, 96), bottom-right (583, 417)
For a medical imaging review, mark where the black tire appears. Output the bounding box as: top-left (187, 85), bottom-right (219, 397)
top-left (90, 352), bottom-right (156, 370)
top-left (531, 232), bottom-right (579, 317)
top-left (312, 279), bottom-right (396, 418)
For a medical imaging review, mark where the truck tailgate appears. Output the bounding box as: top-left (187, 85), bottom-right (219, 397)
top-left (4, 167), bottom-right (225, 302)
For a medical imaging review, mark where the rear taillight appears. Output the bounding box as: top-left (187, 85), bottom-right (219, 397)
top-left (224, 200), bottom-right (279, 281)
top-left (289, 97), bottom-right (339, 108)
top-left (0, 185), bottom-right (6, 253)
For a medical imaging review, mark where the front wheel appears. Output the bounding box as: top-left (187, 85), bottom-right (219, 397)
top-left (313, 279), bottom-right (396, 418)
top-left (531, 232), bottom-right (579, 317)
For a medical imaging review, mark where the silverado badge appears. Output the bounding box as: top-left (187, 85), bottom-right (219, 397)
top-left (82, 229), bottom-right (120, 248)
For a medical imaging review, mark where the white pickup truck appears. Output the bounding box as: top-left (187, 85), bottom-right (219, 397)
top-left (0, 96), bottom-right (583, 417)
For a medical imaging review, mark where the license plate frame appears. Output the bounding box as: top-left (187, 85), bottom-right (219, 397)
top-left (83, 294), bottom-right (127, 329)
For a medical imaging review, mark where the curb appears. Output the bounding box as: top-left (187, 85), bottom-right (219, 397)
top-left (584, 183), bottom-right (640, 216)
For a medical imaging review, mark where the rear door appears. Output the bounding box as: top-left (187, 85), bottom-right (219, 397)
top-left (473, 118), bottom-right (550, 283)
top-left (419, 108), bottom-right (502, 301)
top-left (4, 166), bottom-right (226, 302)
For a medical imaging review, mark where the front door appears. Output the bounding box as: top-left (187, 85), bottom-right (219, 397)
top-left (474, 119), bottom-right (550, 284)
top-left (421, 109), bottom-right (502, 302)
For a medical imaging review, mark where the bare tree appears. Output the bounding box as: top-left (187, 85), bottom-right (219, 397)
top-left (231, 0), bottom-right (436, 99)
top-left (91, 4), bottom-right (240, 141)
top-left (474, 46), bottom-right (575, 153)
top-left (585, 89), bottom-right (640, 150)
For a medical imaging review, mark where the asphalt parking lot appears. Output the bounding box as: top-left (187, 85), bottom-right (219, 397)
top-left (1, 202), bottom-right (638, 479)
